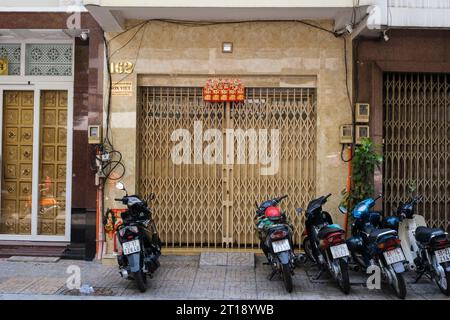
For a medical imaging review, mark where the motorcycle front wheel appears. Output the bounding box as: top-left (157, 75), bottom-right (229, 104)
top-left (386, 265), bottom-right (406, 299)
top-left (281, 263), bottom-right (293, 293)
top-left (434, 263), bottom-right (450, 296)
top-left (133, 270), bottom-right (147, 293)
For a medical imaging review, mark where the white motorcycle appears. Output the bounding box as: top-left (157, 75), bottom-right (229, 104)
top-left (385, 195), bottom-right (450, 295)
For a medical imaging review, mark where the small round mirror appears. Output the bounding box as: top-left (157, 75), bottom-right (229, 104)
top-left (115, 182), bottom-right (125, 190)
top-left (338, 206), bottom-right (348, 214)
top-left (296, 208), bottom-right (303, 214)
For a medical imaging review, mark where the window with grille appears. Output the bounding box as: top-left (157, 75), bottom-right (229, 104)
top-left (25, 44), bottom-right (72, 76)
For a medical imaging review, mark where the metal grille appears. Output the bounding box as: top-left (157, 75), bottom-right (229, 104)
top-left (383, 73), bottom-right (450, 232)
top-left (138, 86), bottom-right (317, 249)
top-left (0, 44), bottom-right (21, 75)
top-left (25, 44), bottom-right (72, 76)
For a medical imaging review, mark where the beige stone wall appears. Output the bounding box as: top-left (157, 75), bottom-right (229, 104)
top-left (103, 20), bottom-right (352, 253)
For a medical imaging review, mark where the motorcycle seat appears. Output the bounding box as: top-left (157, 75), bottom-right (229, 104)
top-left (368, 228), bottom-right (397, 243)
top-left (318, 225), bottom-right (344, 239)
top-left (415, 226), bottom-right (446, 244)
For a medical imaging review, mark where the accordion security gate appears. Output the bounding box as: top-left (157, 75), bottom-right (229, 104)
top-left (383, 73), bottom-right (450, 232)
top-left (138, 87), bottom-right (316, 249)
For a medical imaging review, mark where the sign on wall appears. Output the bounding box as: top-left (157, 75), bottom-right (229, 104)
top-left (110, 61), bottom-right (134, 74)
top-left (203, 78), bottom-right (245, 102)
top-left (111, 81), bottom-right (133, 96)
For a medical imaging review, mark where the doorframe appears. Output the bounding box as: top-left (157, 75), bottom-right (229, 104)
top-left (0, 83), bottom-right (73, 242)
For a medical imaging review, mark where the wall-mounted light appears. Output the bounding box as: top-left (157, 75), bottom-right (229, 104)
top-left (383, 30), bottom-right (389, 42)
top-left (345, 24), bottom-right (353, 34)
top-left (222, 42), bottom-right (233, 53)
top-left (80, 30), bottom-right (89, 41)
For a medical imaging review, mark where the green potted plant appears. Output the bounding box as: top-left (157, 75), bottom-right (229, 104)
top-left (341, 138), bottom-right (383, 228)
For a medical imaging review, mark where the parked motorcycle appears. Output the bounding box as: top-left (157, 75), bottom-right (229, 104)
top-left (114, 182), bottom-right (162, 292)
top-left (340, 195), bottom-right (408, 299)
top-left (255, 195), bottom-right (296, 292)
top-left (299, 193), bottom-right (351, 294)
top-left (383, 195), bottom-right (450, 295)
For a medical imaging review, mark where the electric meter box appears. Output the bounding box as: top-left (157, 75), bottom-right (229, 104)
top-left (88, 125), bottom-right (102, 144)
top-left (355, 103), bottom-right (370, 123)
top-left (355, 125), bottom-right (370, 144)
top-left (339, 124), bottom-right (353, 144)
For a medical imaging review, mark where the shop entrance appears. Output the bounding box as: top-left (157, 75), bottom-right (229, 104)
top-left (138, 86), bottom-right (317, 249)
top-left (383, 72), bottom-right (450, 232)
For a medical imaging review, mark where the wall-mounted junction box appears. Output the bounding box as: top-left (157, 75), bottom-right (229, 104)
top-left (355, 103), bottom-right (370, 123)
top-left (339, 124), bottom-right (353, 144)
top-left (88, 125), bottom-right (102, 144)
top-left (355, 125), bottom-right (370, 144)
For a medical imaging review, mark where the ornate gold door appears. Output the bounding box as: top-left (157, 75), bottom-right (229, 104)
top-left (1, 91), bottom-right (34, 234)
top-left (1, 90), bottom-right (68, 238)
top-left (138, 86), bottom-right (317, 249)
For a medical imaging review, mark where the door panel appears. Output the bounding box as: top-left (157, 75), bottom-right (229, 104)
top-left (1, 91), bottom-right (34, 235)
top-left (38, 90), bottom-right (67, 235)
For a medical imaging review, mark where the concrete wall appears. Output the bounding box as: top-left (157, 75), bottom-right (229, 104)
top-left (105, 20), bottom-right (352, 249)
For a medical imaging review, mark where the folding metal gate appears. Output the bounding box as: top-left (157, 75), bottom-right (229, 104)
top-left (383, 73), bottom-right (450, 232)
top-left (138, 86), bottom-right (316, 249)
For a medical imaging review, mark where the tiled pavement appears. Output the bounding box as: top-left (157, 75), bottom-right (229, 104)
top-left (0, 255), bottom-right (449, 300)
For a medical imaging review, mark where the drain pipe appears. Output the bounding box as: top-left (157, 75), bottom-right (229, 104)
top-left (96, 182), bottom-right (104, 260)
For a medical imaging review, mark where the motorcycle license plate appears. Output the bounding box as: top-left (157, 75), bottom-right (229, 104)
top-left (330, 244), bottom-right (350, 259)
top-left (122, 240), bottom-right (140, 255)
top-left (435, 247), bottom-right (450, 264)
top-left (272, 239), bottom-right (291, 253)
top-left (383, 248), bottom-right (405, 265)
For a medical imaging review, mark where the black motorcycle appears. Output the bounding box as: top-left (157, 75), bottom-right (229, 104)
top-left (342, 195), bottom-right (408, 299)
top-left (114, 182), bottom-right (161, 292)
top-left (299, 193), bottom-right (351, 294)
top-left (255, 195), bottom-right (296, 292)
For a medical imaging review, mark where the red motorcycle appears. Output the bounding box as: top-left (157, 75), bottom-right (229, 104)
top-left (255, 195), bottom-right (297, 292)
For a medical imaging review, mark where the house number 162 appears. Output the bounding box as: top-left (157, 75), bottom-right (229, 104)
top-left (110, 61), bottom-right (133, 74)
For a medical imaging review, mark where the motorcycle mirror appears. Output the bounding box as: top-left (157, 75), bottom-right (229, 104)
top-left (148, 193), bottom-right (156, 201)
top-left (115, 182), bottom-right (125, 191)
top-left (255, 201), bottom-right (259, 208)
top-left (338, 206), bottom-right (348, 214)
top-left (295, 208), bottom-right (303, 214)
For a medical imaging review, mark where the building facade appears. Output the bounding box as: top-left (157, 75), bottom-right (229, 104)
top-left (353, 33), bottom-right (450, 233)
top-left (85, 1), bottom-right (359, 256)
top-left (0, 3), bottom-right (104, 259)
top-left (0, 0), bottom-right (448, 260)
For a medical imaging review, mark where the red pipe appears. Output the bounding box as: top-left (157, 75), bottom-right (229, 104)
top-left (344, 145), bottom-right (352, 238)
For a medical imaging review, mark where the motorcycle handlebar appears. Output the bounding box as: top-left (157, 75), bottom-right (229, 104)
top-left (325, 193), bottom-right (332, 199)
top-left (374, 194), bottom-right (383, 201)
top-left (114, 198), bottom-right (123, 202)
top-left (276, 195), bottom-right (288, 202)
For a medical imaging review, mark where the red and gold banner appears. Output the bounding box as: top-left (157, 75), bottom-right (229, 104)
top-left (203, 78), bottom-right (245, 102)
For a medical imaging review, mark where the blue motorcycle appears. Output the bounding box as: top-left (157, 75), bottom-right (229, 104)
top-left (340, 194), bottom-right (408, 299)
